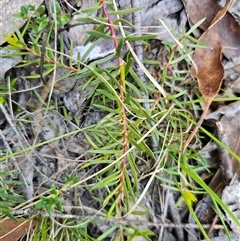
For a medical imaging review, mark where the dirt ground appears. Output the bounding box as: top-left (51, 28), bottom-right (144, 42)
top-left (1, 1), bottom-right (240, 240)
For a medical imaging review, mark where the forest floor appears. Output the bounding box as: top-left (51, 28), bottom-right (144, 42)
top-left (0, 0), bottom-right (240, 240)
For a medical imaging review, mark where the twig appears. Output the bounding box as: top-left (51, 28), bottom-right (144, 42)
top-left (181, 100), bottom-right (211, 153)
top-left (168, 191), bottom-right (185, 240)
top-left (10, 208), bottom-right (225, 230)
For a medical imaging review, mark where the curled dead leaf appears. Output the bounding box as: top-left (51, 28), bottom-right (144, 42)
top-left (182, 0), bottom-right (221, 30)
top-left (191, 33), bottom-right (223, 101)
top-left (192, 0), bottom-right (232, 101)
top-left (182, 0), bottom-right (239, 152)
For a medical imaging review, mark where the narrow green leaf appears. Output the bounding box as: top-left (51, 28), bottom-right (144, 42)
top-left (129, 68), bottom-right (148, 95)
top-left (181, 163), bottom-right (240, 227)
top-left (177, 182), bottom-right (209, 241)
top-left (108, 6), bottom-right (145, 15)
top-left (80, 5), bottom-right (101, 13)
top-left (169, 51), bottom-right (194, 65)
top-left (84, 133), bottom-right (99, 149)
top-left (125, 34), bottom-right (157, 41)
top-left (124, 168), bottom-right (135, 200)
top-left (107, 195), bottom-right (120, 220)
top-left (88, 149), bottom-right (122, 154)
top-left (86, 30), bottom-right (113, 39)
top-left (103, 184), bottom-right (121, 205)
top-left (97, 225), bottom-right (119, 241)
top-left (185, 18), bottom-right (206, 35)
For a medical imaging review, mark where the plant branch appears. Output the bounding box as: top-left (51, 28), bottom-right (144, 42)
top-left (100, 1), bottom-right (128, 239)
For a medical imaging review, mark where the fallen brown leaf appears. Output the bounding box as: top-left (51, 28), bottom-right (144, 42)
top-left (184, 0), bottom-right (240, 59)
top-left (218, 11), bottom-right (240, 60)
top-left (0, 218), bottom-right (38, 241)
top-left (191, 0), bottom-right (232, 100)
top-left (182, 0), bottom-right (240, 152)
top-left (182, 0), bottom-right (221, 30)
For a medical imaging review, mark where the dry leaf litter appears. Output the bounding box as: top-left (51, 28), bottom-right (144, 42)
top-left (0, 0), bottom-right (240, 240)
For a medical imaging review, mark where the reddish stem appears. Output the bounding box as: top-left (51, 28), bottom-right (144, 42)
top-left (100, 1), bottom-right (128, 239)
top-left (181, 99), bottom-right (212, 153)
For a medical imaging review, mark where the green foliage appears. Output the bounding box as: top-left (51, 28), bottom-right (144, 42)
top-left (13, 3), bottom-right (70, 34)
top-left (0, 169), bottom-right (25, 219)
top-left (0, 77), bottom-right (17, 104)
top-left (1, 1), bottom-right (240, 240)
top-left (35, 184), bottom-right (63, 214)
